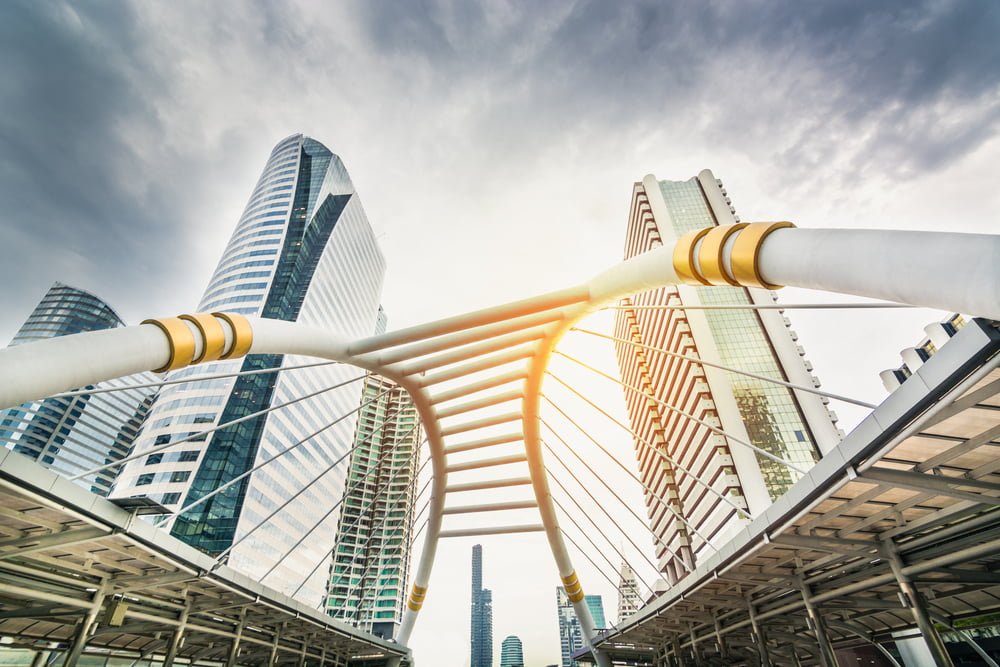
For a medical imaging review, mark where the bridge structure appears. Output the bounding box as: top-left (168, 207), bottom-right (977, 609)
top-left (0, 223), bottom-right (998, 666)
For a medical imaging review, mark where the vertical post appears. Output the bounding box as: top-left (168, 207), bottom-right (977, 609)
top-left (296, 635), bottom-right (308, 667)
top-left (882, 541), bottom-right (954, 667)
top-left (688, 623), bottom-right (703, 666)
top-left (268, 622), bottom-right (285, 666)
top-left (673, 637), bottom-right (687, 666)
top-left (29, 651), bottom-right (49, 667)
top-left (796, 577), bottom-right (838, 667)
top-left (163, 598), bottom-right (191, 667)
top-left (713, 615), bottom-right (728, 660)
top-left (62, 584), bottom-right (108, 666)
top-left (225, 608), bottom-right (247, 667)
top-left (747, 597), bottom-right (771, 667)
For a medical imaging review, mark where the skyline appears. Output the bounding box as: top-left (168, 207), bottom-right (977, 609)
top-left (2, 2), bottom-right (999, 665)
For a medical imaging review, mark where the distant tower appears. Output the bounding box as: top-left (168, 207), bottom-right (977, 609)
top-left (325, 371), bottom-right (422, 639)
top-left (0, 282), bottom-right (156, 494)
top-left (111, 134), bottom-right (386, 603)
top-left (557, 588), bottom-right (607, 667)
top-left (617, 561), bottom-right (641, 623)
top-left (500, 635), bottom-right (524, 667)
top-left (614, 170), bottom-right (842, 584)
top-left (471, 544), bottom-right (494, 667)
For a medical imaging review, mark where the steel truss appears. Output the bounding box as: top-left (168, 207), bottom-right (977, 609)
top-left (0, 451), bottom-right (408, 666)
top-left (0, 223), bottom-right (997, 666)
top-left (584, 319), bottom-right (1000, 666)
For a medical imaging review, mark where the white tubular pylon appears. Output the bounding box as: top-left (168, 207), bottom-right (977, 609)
top-left (0, 225), bottom-right (997, 661)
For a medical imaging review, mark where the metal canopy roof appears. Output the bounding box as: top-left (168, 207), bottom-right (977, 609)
top-left (585, 318), bottom-right (1000, 666)
top-left (0, 451), bottom-right (409, 666)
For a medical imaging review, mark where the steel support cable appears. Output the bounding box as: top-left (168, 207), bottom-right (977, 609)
top-left (268, 425), bottom-right (427, 585)
top-left (336, 510), bottom-right (403, 619)
top-left (72, 372), bottom-right (367, 480)
top-left (215, 397), bottom-right (409, 563)
top-left (549, 492), bottom-right (656, 599)
top-left (543, 421), bottom-right (719, 562)
top-left (544, 377), bottom-right (753, 525)
top-left (300, 451), bottom-right (429, 608)
top-left (603, 302), bottom-right (916, 311)
top-left (569, 327), bottom-right (875, 409)
top-left (48, 360), bottom-right (339, 399)
top-left (543, 444), bottom-right (673, 577)
top-left (543, 434), bottom-right (697, 572)
top-left (155, 386), bottom-right (395, 528)
top-left (335, 479), bottom-right (425, 619)
top-left (548, 364), bottom-right (808, 476)
top-left (542, 400), bottom-right (739, 538)
top-left (412, 515), bottom-right (430, 543)
top-left (559, 528), bottom-right (632, 633)
top-left (290, 444), bottom-right (430, 597)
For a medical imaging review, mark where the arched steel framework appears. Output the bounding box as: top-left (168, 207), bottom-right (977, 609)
top-left (1, 224), bottom-right (998, 665)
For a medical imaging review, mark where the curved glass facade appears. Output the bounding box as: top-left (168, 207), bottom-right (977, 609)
top-left (112, 135), bottom-right (386, 604)
top-left (0, 282), bottom-right (157, 494)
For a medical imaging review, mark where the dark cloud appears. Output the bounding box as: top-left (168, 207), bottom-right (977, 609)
top-left (0, 1), bottom-right (191, 333)
top-left (1, 0), bottom-right (998, 340)
top-left (351, 0), bottom-right (1000, 179)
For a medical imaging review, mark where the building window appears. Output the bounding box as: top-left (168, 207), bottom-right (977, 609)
top-left (136, 474), bottom-right (154, 486)
top-left (162, 492), bottom-right (180, 505)
top-left (170, 471), bottom-right (191, 483)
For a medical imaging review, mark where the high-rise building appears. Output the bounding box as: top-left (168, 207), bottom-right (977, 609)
top-left (614, 171), bottom-right (842, 585)
top-left (617, 561), bottom-right (641, 623)
top-left (325, 372), bottom-right (422, 639)
top-left (0, 282), bottom-right (156, 495)
top-left (111, 134), bottom-right (386, 603)
top-left (500, 635), bottom-right (524, 667)
top-left (471, 544), bottom-right (494, 667)
top-left (557, 588), bottom-right (607, 667)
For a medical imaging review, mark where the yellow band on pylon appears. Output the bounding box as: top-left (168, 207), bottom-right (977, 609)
top-left (672, 222), bottom-right (796, 290)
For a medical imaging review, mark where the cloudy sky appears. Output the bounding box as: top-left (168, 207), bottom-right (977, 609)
top-left (2, 1), bottom-right (999, 665)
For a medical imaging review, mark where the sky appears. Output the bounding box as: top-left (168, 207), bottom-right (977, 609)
top-left (1, 1), bottom-right (999, 665)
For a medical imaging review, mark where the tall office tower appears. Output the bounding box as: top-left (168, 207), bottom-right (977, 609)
top-left (111, 134), bottom-right (386, 603)
top-left (325, 372), bottom-right (422, 639)
top-left (614, 171), bottom-right (842, 585)
top-left (500, 635), bottom-right (525, 667)
top-left (0, 282), bottom-right (157, 495)
top-left (617, 561), bottom-right (641, 623)
top-left (471, 544), bottom-right (494, 667)
top-left (557, 589), bottom-right (607, 667)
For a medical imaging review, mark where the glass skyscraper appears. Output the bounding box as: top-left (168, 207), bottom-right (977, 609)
top-left (111, 134), bottom-right (386, 604)
top-left (557, 588), bottom-right (607, 667)
top-left (0, 282), bottom-right (156, 494)
top-left (471, 544), bottom-right (494, 667)
top-left (325, 372), bottom-right (422, 639)
top-left (500, 635), bottom-right (524, 667)
top-left (613, 170), bottom-right (843, 585)
top-left (616, 561), bottom-right (641, 624)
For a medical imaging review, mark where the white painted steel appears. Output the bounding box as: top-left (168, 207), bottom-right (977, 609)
top-left (1, 225), bottom-right (997, 664)
top-left (757, 228), bottom-right (1000, 320)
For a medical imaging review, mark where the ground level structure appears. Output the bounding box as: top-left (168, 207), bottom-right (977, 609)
top-left (579, 318), bottom-right (1000, 666)
top-left (0, 453), bottom-right (409, 666)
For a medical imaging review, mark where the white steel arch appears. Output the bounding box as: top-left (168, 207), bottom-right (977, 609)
top-left (1, 224), bottom-right (998, 665)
